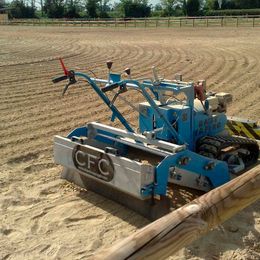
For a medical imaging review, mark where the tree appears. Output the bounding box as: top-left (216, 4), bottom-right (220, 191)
top-left (86, 0), bottom-right (98, 18)
top-left (186, 0), bottom-right (200, 16)
top-left (205, 0), bottom-right (236, 10)
top-left (205, 0), bottom-right (260, 10)
top-left (161, 0), bottom-right (182, 16)
top-left (205, 0), bottom-right (220, 10)
top-left (44, 0), bottom-right (64, 18)
top-left (9, 0), bottom-right (36, 18)
top-left (119, 0), bottom-right (151, 18)
top-left (154, 3), bottom-right (162, 11)
top-left (64, 0), bottom-right (80, 18)
top-left (234, 0), bottom-right (260, 9)
top-left (99, 0), bottom-right (110, 18)
top-left (0, 0), bottom-right (5, 8)
top-left (182, 0), bottom-right (187, 15)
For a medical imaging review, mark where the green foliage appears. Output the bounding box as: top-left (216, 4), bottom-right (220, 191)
top-left (9, 0), bottom-right (36, 18)
top-left (40, 0), bottom-right (83, 18)
top-left (85, 0), bottom-right (110, 18)
top-left (107, 9), bottom-right (122, 18)
top-left (119, 0), bottom-right (151, 18)
top-left (205, 0), bottom-right (221, 10)
top-left (86, 0), bottom-right (98, 18)
top-left (174, 6), bottom-right (185, 16)
top-left (186, 0), bottom-right (200, 16)
top-left (6, 0), bottom-right (260, 19)
top-left (98, 0), bottom-right (110, 18)
top-left (234, 0), bottom-right (260, 9)
top-left (0, 0), bottom-right (5, 9)
top-left (205, 0), bottom-right (260, 10)
top-left (206, 8), bottom-right (260, 16)
top-left (158, 0), bottom-right (186, 16)
top-left (64, 0), bottom-right (81, 18)
top-left (44, 0), bottom-right (65, 18)
top-left (161, 0), bottom-right (178, 16)
top-left (35, 9), bottom-right (48, 18)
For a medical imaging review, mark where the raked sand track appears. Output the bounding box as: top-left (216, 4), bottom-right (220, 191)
top-left (0, 26), bottom-right (259, 259)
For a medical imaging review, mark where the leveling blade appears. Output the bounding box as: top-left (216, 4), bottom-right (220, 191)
top-left (61, 168), bottom-right (171, 220)
top-left (54, 133), bottom-right (171, 220)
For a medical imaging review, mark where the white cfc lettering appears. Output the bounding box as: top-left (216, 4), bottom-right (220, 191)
top-left (75, 151), bottom-right (110, 176)
top-left (87, 154), bottom-right (96, 169)
top-left (75, 150), bottom-right (86, 167)
top-left (98, 159), bottom-right (109, 176)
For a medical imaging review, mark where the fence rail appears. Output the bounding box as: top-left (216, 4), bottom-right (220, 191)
top-left (93, 165), bottom-right (260, 259)
top-left (1, 16), bottom-right (260, 28)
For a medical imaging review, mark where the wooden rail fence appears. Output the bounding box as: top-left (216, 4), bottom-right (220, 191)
top-left (93, 164), bottom-right (260, 259)
top-left (1, 16), bottom-right (260, 28)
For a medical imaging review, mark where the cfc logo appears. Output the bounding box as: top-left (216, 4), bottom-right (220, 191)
top-left (72, 145), bottom-right (114, 182)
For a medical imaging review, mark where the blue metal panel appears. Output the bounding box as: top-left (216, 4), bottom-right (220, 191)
top-left (139, 102), bottom-right (192, 147)
top-left (67, 126), bottom-right (88, 138)
top-left (154, 150), bottom-right (230, 196)
top-left (109, 73), bottom-right (121, 82)
top-left (139, 103), bottom-right (154, 132)
top-left (193, 111), bottom-right (227, 144)
top-left (67, 125), bottom-right (127, 153)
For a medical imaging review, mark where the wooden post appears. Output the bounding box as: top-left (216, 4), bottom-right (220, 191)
top-left (156, 19), bottom-right (158, 28)
top-left (192, 18), bottom-right (195, 27)
top-left (180, 18), bottom-right (182, 27)
top-left (206, 18), bottom-right (208, 27)
top-left (168, 18), bottom-right (170, 28)
top-left (145, 18), bottom-right (147, 28)
top-left (92, 165), bottom-right (260, 260)
top-left (236, 17), bottom-right (239, 27)
top-left (253, 17), bottom-right (255, 27)
top-left (221, 17), bottom-right (224, 27)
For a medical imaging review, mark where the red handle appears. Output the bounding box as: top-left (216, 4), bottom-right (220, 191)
top-left (59, 58), bottom-right (68, 76)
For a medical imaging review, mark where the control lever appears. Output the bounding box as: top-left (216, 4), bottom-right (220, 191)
top-left (101, 82), bottom-right (119, 93)
top-left (52, 75), bottom-right (68, 84)
top-left (62, 70), bottom-right (77, 96)
top-left (124, 68), bottom-right (131, 79)
top-left (106, 60), bottom-right (113, 83)
top-left (152, 66), bottom-right (160, 84)
top-left (52, 58), bottom-right (77, 96)
top-left (106, 60), bottom-right (113, 70)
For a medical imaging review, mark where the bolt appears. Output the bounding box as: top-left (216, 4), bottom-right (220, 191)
top-left (178, 157), bottom-right (190, 165)
top-left (204, 161), bottom-right (215, 170)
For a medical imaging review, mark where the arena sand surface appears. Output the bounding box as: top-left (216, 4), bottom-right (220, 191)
top-left (0, 26), bottom-right (259, 259)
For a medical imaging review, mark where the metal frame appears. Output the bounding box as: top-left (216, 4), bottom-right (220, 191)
top-left (75, 72), bottom-right (195, 147)
top-left (87, 122), bottom-right (186, 153)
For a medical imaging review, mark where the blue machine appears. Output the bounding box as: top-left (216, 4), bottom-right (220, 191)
top-left (52, 60), bottom-right (259, 219)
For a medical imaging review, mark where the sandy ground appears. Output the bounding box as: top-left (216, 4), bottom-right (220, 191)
top-left (0, 26), bottom-right (259, 259)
